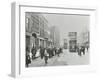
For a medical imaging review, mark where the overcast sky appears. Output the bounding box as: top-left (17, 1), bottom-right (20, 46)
top-left (42, 13), bottom-right (90, 45)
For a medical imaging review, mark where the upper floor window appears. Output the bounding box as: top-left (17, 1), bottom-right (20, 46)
top-left (26, 18), bottom-right (29, 24)
top-left (26, 17), bottom-right (29, 32)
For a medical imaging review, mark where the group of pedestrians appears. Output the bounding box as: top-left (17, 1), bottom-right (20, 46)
top-left (26, 45), bottom-right (63, 67)
top-left (40, 46), bottom-right (63, 64)
top-left (77, 46), bottom-right (89, 56)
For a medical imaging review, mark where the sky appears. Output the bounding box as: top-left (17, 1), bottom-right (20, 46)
top-left (43, 13), bottom-right (90, 45)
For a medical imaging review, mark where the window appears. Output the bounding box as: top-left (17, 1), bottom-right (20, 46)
top-left (26, 17), bottom-right (29, 32)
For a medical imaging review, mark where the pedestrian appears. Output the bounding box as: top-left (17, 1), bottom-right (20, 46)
top-left (53, 47), bottom-right (56, 56)
top-left (58, 48), bottom-right (61, 56)
top-left (26, 46), bottom-right (30, 52)
top-left (31, 45), bottom-right (37, 60)
top-left (47, 47), bottom-right (50, 58)
top-left (59, 47), bottom-right (62, 53)
top-left (56, 48), bottom-right (60, 57)
top-left (36, 48), bottom-right (40, 58)
top-left (44, 49), bottom-right (49, 64)
top-left (26, 50), bottom-right (31, 67)
top-left (40, 47), bottom-right (45, 59)
top-left (78, 46), bottom-right (81, 56)
top-left (51, 48), bottom-right (54, 57)
top-left (87, 46), bottom-right (89, 52)
top-left (55, 47), bottom-right (57, 55)
top-left (48, 47), bottom-right (51, 58)
top-left (82, 46), bottom-right (85, 55)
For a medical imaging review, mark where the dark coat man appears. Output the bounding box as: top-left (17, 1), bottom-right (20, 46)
top-left (40, 47), bottom-right (45, 59)
top-left (44, 49), bottom-right (49, 64)
top-left (47, 48), bottom-right (51, 58)
top-left (31, 46), bottom-right (37, 59)
top-left (54, 48), bottom-right (57, 55)
top-left (81, 46), bottom-right (85, 55)
top-left (77, 47), bottom-right (81, 56)
top-left (51, 48), bottom-right (54, 57)
top-left (26, 51), bottom-right (31, 67)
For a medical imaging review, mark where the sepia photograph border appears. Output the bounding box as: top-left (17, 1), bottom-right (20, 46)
top-left (11, 2), bottom-right (96, 78)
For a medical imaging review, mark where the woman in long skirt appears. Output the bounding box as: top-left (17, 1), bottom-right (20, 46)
top-left (44, 49), bottom-right (49, 64)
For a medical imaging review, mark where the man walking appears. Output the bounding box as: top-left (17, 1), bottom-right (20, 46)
top-left (82, 46), bottom-right (85, 55)
top-left (44, 48), bottom-right (49, 64)
top-left (31, 45), bottom-right (37, 60)
top-left (26, 50), bottom-right (31, 67)
top-left (40, 46), bottom-right (45, 59)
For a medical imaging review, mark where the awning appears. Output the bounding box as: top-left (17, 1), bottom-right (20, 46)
top-left (26, 32), bottom-right (32, 36)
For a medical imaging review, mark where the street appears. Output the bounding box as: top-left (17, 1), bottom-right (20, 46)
top-left (28, 49), bottom-right (89, 67)
top-left (25, 12), bottom-right (90, 68)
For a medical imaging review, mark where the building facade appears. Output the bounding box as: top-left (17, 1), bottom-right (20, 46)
top-left (26, 12), bottom-right (40, 50)
top-left (50, 26), bottom-right (60, 48)
top-left (25, 12), bottom-right (51, 51)
top-left (68, 32), bottom-right (77, 52)
top-left (77, 31), bottom-right (89, 48)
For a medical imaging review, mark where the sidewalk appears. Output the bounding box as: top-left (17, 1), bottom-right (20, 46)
top-left (28, 55), bottom-right (62, 67)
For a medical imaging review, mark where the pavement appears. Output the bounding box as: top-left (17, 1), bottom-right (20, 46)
top-left (28, 49), bottom-right (89, 67)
